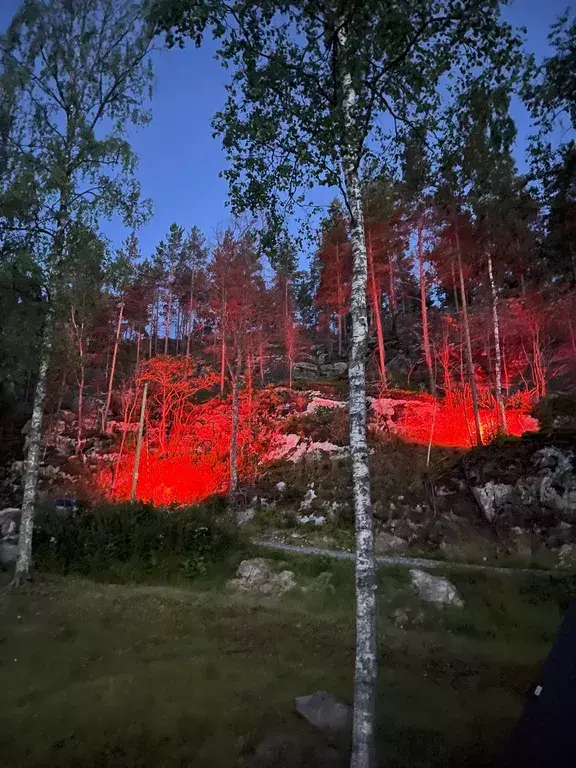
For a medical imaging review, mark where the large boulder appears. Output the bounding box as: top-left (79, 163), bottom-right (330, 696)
top-left (320, 362), bottom-right (348, 378)
top-left (295, 691), bottom-right (352, 732)
top-left (293, 361), bottom-right (319, 380)
top-left (410, 569), bottom-right (464, 608)
top-left (227, 558), bottom-right (296, 597)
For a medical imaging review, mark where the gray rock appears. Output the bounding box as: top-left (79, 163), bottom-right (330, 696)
top-left (410, 568), bottom-right (464, 608)
top-left (236, 506), bottom-right (256, 526)
top-left (275, 481), bottom-right (287, 493)
top-left (299, 488), bottom-right (317, 511)
top-left (375, 531), bottom-right (407, 553)
top-left (227, 558), bottom-right (296, 597)
top-left (295, 691), bottom-right (352, 732)
top-left (320, 362), bottom-right (348, 378)
top-left (1, 540), bottom-right (18, 566)
top-left (558, 544), bottom-right (576, 568)
top-left (293, 361), bottom-right (319, 380)
top-left (471, 481), bottom-right (514, 522)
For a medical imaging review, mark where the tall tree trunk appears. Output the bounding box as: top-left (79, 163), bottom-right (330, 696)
top-left (164, 282), bottom-right (173, 355)
top-left (487, 250), bottom-right (506, 433)
top-left (136, 330), bottom-right (141, 367)
top-left (451, 260), bottom-right (459, 313)
top-left (454, 215), bottom-right (482, 446)
top-left (130, 382), bottom-right (148, 502)
top-left (338, 23), bottom-right (377, 768)
top-left (13, 309), bottom-right (53, 586)
top-left (368, 230), bottom-right (387, 386)
top-left (229, 356), bottom-right (242, 494)
top-left (388, 252), bottom-right (397, 334)
top-left (102, 302), bottom-right (124, 432)
top-left (418, 217), bottom-right (435, 394)
top-left (186, 270), bottom-right (195, 358)
top-left (220, 337), bottom-right (226, 394)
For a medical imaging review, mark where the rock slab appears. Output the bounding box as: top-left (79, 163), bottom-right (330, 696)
top-left (295, 691), bottom-right (352, 732)
top-left (410, 568), bottom-right (464, 608)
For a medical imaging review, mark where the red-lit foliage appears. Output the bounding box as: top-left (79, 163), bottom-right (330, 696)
top-left (98, 386), bottom-right (285, 506)
top-left (373, 388), bottom-right (537, 448)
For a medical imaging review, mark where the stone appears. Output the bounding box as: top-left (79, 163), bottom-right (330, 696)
top-left (299, 488), bottom-right (317, 511)
top-left (558, 544), bottom-right (576, 568)
top-left (375, 531), bottom-right (407, 553)
top-left (236, 506), bottom-right (256, 526)
top-left (320, 362), bottom-right (348, 378)
top-left (297, 514), bottom-right (326, 526)
top-left (0, 540), bottom-right (18, 566)
top-left (227, 558), bottom-right (296, 597)
top-left (295, 691), bottom-right (352, 732)
top-left (293, 361), bottom-right (319, 380)
top-left (410, 569), bottom-right (464, 608)
top-left (275, 481), bottom-right (287, 493)
top-left (471, 481), bottom-right (514, 522)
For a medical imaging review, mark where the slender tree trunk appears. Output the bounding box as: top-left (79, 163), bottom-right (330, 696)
top-left (220, 337), bottom-right (226, 394)
top-left (164, 289), bottom-right (172, 355)
top-left (451, 261), bottom-right (459, 313)
top-left (113, 387), bottom-right (138, 492)
top-left (418, 217), bottom-right (435, 394)
top-left (388, 252), bottom-right (397, 334)
top-left (136, 330), bottom-right (141, 367)
top-left (454, 216), bottom-right (482, 446)
top-left (13, 308), bottom-right (53, 585)
top-left (76, 358), bottom-right (85, 455)
top-left (259, 342), bottom-right (265, 384)
top-left (368, 231), bottom-right (386, 386)
top-left (130, 382), bottom-right (148, 502)
top-left (229, 357), bottom-right (241, 494)
top-left (338, 23), bottom-right (377, 768)
top-left (102, 302), bottom-right (124, 432)
top-left (487, 250), bottom-right (506, 433)
top-left (186, 270), bottom-right (195, 358)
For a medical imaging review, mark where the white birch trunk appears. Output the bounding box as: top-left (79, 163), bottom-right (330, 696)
top-left (487, 250), bottom-right (507, 433)
top-left (102, 302), bottom-right (124, 431)
top-left (338, 23), bottom-right (377, 768)
top-left (13, 311), bottom-right (53, 584)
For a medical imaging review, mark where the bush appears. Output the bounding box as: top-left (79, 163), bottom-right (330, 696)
top-left (34, 498), bottom-right (239, 580)
top-left (532, 394), bottom-right (576, 432)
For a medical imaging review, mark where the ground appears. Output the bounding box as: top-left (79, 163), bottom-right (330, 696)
top-left (1, 552), bottom-right (573, 768)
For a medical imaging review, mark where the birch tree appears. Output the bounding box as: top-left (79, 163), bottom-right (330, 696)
top-left (153, 2), bottom-right (523, 763)
top-left (0, 0), bottom-right (155, 585)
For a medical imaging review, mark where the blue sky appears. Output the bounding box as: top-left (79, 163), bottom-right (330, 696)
top-left (0, 0), bottom-right (572, 260)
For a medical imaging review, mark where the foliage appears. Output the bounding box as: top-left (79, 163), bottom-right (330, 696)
top-left (33, 499), bottom-right (237, 579)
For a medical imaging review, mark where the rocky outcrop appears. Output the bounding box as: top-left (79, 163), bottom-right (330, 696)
top-left (466, 439), bottom-right (576, 529)
top-left (227, 558), bottom-right (296, 597)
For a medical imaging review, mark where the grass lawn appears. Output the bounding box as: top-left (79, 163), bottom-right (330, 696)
top-left (0, 553), bottom-right (573, 768)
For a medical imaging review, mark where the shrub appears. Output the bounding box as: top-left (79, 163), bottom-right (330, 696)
top-left (532, 394), bottom-right (576, 432)
top-left (34, 497), bottom-right (238, 580)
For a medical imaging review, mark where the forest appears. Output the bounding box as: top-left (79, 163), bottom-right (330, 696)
top-left (0, 1), bottom-right (575, 768)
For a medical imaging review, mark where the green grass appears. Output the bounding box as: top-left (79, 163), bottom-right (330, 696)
top-left (0, 556), bottom-right (571, 768)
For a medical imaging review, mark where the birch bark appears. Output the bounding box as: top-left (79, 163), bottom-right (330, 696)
top-left (338, 21), bottom-right (377, 768)
top-left (487, 250), bottom-right (507, 433)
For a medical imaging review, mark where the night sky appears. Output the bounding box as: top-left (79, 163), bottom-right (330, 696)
top-left (0, 0), bottom-right (571, 258)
